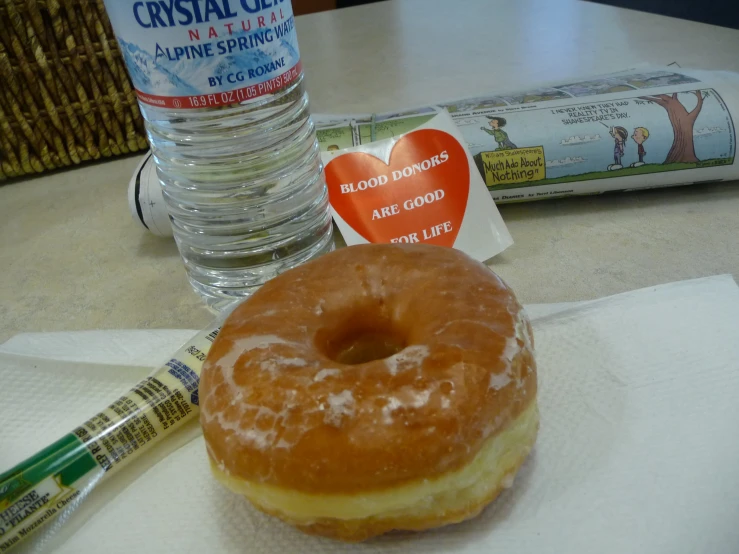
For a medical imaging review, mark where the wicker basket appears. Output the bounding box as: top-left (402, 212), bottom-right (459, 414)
top-left (0, 0), bottom-right (148, 181)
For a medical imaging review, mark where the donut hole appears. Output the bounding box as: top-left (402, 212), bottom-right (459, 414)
top-left (316, 314), bottom-right (407, 365)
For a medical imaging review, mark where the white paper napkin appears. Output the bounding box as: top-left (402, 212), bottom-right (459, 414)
top-left (2, 275), bottom-right (739, 554)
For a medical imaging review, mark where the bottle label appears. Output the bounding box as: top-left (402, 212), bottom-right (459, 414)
top-left (103, 0), bottom-right (301, 109)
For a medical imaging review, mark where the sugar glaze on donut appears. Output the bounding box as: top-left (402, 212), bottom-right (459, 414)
top-left (199, 244), bottom-right (538, 541)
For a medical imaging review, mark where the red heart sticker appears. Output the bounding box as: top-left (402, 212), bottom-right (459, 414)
top-left (325, 129), bottom-right (470, 247)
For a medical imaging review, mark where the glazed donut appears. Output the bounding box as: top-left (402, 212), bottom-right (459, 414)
top-left (199, 243), bottom-right (538, 541)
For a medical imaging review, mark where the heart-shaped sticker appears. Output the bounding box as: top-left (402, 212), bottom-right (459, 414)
top-left (325, 129), bottom-right (470, 247)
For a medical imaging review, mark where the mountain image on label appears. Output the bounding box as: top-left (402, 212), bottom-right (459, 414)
top-left (103, 0), bottom-right (301, 109)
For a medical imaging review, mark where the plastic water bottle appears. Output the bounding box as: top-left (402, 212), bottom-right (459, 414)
top-left (103, 0), bottom-right (333, 310)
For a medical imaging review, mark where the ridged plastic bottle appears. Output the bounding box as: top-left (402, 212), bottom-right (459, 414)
top-left (104, 0), bottom-right (333, 310)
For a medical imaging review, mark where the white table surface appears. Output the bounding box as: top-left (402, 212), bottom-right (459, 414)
top-left (2, 0), bottom-right (739, 343)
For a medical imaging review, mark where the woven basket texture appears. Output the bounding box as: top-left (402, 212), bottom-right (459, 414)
top-left (0, 0), bottom-right (148, 181)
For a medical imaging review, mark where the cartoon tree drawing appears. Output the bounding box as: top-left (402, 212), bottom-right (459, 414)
top-left (638, 91), bottom-right (707, 164)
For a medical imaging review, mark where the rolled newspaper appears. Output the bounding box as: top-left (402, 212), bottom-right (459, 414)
top-left (314, 66), bottom-right (739, 203)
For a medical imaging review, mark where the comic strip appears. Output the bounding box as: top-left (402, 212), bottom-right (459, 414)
top-left (313, 114), bottom-right (356, 152)
top-left (357, 113), bottom-right (437, 144)
top-left (314, 67), bottom-right (739, 202)
top-left (466, 88), bottom-right (734, 190)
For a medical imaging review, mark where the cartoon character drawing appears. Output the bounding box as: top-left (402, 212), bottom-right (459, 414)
top-left (608, 126), bottom-right (628, 170)
top-left (480, 117), bottom-right (517, 150)
top-left (630, 127), bottom-right (649, 167)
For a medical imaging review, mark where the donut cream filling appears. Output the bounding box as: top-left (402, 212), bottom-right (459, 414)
top-left (209, 400), bottom-right (539, 522)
